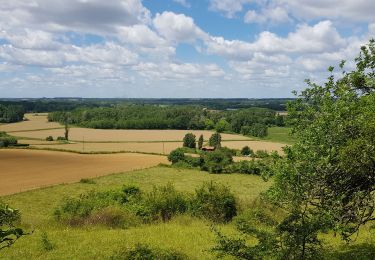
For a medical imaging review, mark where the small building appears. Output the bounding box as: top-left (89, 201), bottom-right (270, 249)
top-left (202, 146), bottom-right (215, 152)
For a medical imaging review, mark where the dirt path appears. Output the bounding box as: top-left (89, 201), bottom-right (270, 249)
top-left (0, 149), bottom-right (168, 196)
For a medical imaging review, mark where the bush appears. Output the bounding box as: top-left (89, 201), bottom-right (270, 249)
top-left (241, 146), bottom-right (253, 156)
top-left (201, 149), bottom-right (233, 174)
top-left (168, 149), bottom-right (185, 164)
top-left (41, 232), bottom-right (55, 251)
top-left (182, 133), bottom-right (196, 149)
top-left (111, 244), bottom-right (187, 260)
top-left (255, 150), bottom-right (269, 158)
top-left (45, 136), bottom-right (54, 141)
top-left (79, 178), bottom-right (96, 184)
top-left (0, 133), bottom-right (17, 147)
top-left (191, 182), bottom-right (237, 223)
top-left (56, 136), bottom-right (67, 141)
top-left (142, 184), bottom-right (188, 222)
top-left (225, 160), bottom-right (263, 175)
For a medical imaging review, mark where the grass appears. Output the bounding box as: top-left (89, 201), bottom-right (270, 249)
top-left (1, 166), bottom-right (373, 259)
top-left (0, 167), bottom-right (269, 259)
top-left (262, 127), bottom-right (296, 144)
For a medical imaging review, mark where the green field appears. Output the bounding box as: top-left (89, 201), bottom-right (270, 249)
top-left (262, 127), bottom-right (296, 144)
top-left (1, 166), bottom-right (373, 259)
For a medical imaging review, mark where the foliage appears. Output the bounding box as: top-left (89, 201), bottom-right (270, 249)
top-left (56, 136), bottom-right (67, 141)
top-left (200, 149), bottom-right (233, 174)
top-left (240, 146), bottom-right (253, 156)
top-left (241, 123), bottom-right (268, 137)
top-left (168, 149), bottom-right (185, 164)
top-left (110, 244), bottom-right (187, 260)
top-left (190, 182), bottom-right (237, 223)
top-left (41, 232), bottom-right (55, 251)
top-left (0, 132), bottom-right (17, 148)
top-left (215, 119), bottom-right (231, 133)
top-left (208, 132), bottom-right (221, 149)
top-left (198, 134), bottom-right (204, 150)
top-left (79, 178), bottom-right (96, 184)
top-left (182, 133), bottom-right (196, 149)
top-left (45, 136), bottom-right (54, 141)
top-left (0, 203), bottom-right (26, 250)
top-left (0, 104), bottom-right (24, 123)
top-left (264, 39), bottom-right (375, 258)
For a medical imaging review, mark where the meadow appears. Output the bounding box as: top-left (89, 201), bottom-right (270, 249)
top-left (1, 166), bottom-right (373, 259)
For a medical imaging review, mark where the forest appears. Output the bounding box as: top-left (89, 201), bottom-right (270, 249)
top-left (48, 106), bottom-right (285, 137)
top-left (0, 104), bottom-right (24, 123)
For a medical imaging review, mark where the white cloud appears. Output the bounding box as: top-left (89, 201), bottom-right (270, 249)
top-left (208, 0), bottom-right (251, 18)
top-left (153, 11), bottom-right (208, 43)
top-left (0, 29), bottom-right (61, 50)
top-left (244, 6), bottom-right (290, 24)
top-left (276, 0), bottom-right (375, 22)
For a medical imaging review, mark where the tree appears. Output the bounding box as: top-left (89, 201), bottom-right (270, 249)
top-left (0, 203), bottom-right (26, 250)
top-left (265, 39), bottom-right (375, 258)
top-left (183, 133), bottom-right (196, 149)
top-left (209, 133), bottom-right (221, 149)
top-left (241, 146), bottom-right (253, 156)
top-left (64, 113), bottom-right (70, 141)
top-left (215, 119), bottom-right (231, 133)
top-left (198, 135), bottom-right (204, 150)
top-left (214, 39), bottom-right (375, 260)
top-left (168, 149), bottom-right (185, 164)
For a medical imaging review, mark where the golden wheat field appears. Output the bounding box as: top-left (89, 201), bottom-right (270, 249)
top-left (0, 149), bottom-right (168, 196)
top-left (222, 140), bottom-right (285, 153)
top-left (0, 113), bottom-right (62, 132)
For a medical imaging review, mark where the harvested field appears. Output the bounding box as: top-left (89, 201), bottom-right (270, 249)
top-left (32, 141), bottom-right (182, 154)
top-left (222, 140), bottom-right (286, 153)
top-left (11, 128), bottom-right (250, 142)
top-left (0, 149), bottom-right (168, 196)
top-left (0, 113), bottom-right (62, 132)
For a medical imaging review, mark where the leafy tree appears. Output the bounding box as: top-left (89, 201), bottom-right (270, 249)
top-left (209, 132), bottom-right (221, 149)
top-left (241, 146), bottom-right (253, 156)
top-left (182, 133), bottom-right (196, 149)
top-left (215, 119), bottom-right (231, 133)
top-left (265, 39), bottom-right (375, 258)
top-left (198, 134), bottom-right (204, 150)
top-left (0, 203), bottom-right (26, 250)
top-left (168, 149), bottom-right (185, 164)
top-left (201, 149), bottom-right (233, 174)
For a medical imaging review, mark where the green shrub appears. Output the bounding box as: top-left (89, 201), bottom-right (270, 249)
top-left (41, 232), bottom-right (55, 251)
top-left (241, 146), bottom-right (253, 156)
top-left (111, 244), bottom-right (187, 260)
top-left (168, 149), bottom-right (185, 164)
top-left (56, 136), bottom-right (67, 141)
top-left (85, 206), bottom-right (141, 228)
top-left (142, 184), bottom-right (188, 222)
top-left (225, 160), bottom-right (263, 175)
top-left (0, 135), bottom-right (17, 147)
top-left (191, 182), bottom-right (237, 223)
top-left (255, 150), bottom-right (269, 158)
top-left (45, 136), bottom-right (54, 141)
top-left (201, 149), bottom-right (233, 173)
top-left (79, 178), bottom-right (96, 184)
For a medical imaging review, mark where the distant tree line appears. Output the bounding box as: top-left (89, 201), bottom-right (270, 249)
top-left (0, 104), bottom-right (24, 123)
top-left (48, 105), bottom-right (286, 137)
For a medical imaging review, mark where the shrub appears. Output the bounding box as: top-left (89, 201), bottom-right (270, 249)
top-left (111, 244), bottom-right (187, 260)
top-left (142, 184), bottom-right (188, 222)
top-left (41, 232), bottom-right (55, 251)
top-left (85, 206), bottom-right (141, 228)
top-left (168, 149), bottom-right (185, 164)
top-left (0, 135), bottom-right (17, 147)
top-left (255, 150), bottom-right (269, 158)
top-left (191, 182), bottom-right (237, 223)
top-left (182, 133), bottom-right (196, 149)
top-left (225, 160), bottom-right (263, 175)
top-left (79, 178), bottom-right (96, 184)
top-left (241, 146), bottom-right (253, 156)
top-left (201, 149), bottom-right (233, 174)
top-left (45, 136), bottom-right (54, 141)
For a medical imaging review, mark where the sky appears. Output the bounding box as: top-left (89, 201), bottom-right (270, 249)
top-left (0, 0), bottom-right (374, 98)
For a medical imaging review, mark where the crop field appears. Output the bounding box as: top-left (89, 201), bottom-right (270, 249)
top-left (11, 127), bottom-right (251, 142)
top-left (0, 113), bottom-right (62, 132)
top-left (0, 149), bottom-right (168, 196)
top-left (222, 140), bottom-right (285, 153)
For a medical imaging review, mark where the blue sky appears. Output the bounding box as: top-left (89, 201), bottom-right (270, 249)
top-left (0, 0), bottom-right (374, 98)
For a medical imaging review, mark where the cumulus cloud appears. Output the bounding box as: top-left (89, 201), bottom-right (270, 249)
top-left (173, 0), bottom-right (191, 8)
top-left (244, 6), bottom-right (290, 24)
top-left (153, 12), bottom-right (208, 43)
